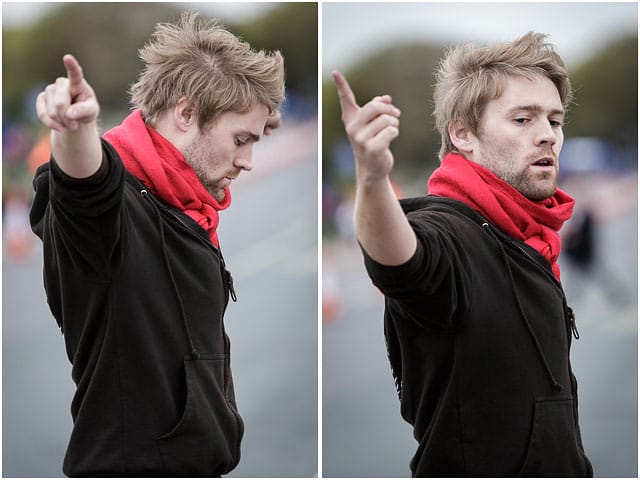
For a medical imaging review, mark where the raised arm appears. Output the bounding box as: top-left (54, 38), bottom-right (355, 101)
top-left (36, 54), bottom-right (102, 178)
top-left (332, 71), bottom-right (416, 266)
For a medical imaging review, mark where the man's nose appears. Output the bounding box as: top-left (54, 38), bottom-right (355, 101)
top-left (535, 121), bottom-right (558, 147)
top-left (234, 150), bottom-right (253, 172)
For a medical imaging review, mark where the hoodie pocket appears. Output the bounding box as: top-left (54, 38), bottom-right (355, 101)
top-left (517, 397), bottom-right (593, 477)
top-left (156, 355), bottom-right (244, 476)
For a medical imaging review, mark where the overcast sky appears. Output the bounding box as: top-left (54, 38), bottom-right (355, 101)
top-left (3, 2), bottom-right (637, 76)
top-left (323, 2), bottom-right (638, 75)
top-left (1, 2), bottom-right (276, 28)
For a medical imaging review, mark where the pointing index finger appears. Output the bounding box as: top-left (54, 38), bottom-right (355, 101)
top-left (63, 54), bottom-right (84, 88)
top-left (332, 70), bottom-right (359, 120)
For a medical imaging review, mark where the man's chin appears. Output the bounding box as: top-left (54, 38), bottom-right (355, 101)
top-left (212, 189), bottom-right (227, 203)
top-left (518, 172), bottom-right (558, 201)
top-left (524, 185), bottom-right (557, 201)
top-left (203, 184), bottom-right (226, 202)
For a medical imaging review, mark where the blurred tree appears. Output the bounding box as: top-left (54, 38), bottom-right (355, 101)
top-left (237, 2), bottom-right (317, 103)
top-left (3, 3), bottom-right (181, 123)
top-left (323, 43), bottom-right (444, 188)
top-left (565, 34), bottom-right (638, 149)
top-left (3, 2), bottom-right (318, 124)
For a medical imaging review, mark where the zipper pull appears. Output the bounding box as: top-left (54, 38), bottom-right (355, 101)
top-left (217, 244), bottom-right (237, 302)
top-left (567, 306), bottom-right (580, 339)
top-left (226, 267), bottom-right (238, 302)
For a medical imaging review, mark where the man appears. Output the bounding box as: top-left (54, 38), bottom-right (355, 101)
top-left (30, 11), bottom-right (284, 477)
top-left (333, 32), bottom-right (593, 477)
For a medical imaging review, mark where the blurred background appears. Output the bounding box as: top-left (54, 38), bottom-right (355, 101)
top-left (322, 2), bottom-right (637, 478)
top-left (3, 2), bottom-right (317, 477)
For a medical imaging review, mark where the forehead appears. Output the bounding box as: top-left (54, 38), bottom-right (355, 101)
top-left (489, 75), bottom-right (563, 114)
top-left (207, 103), bottom-right (269, 134)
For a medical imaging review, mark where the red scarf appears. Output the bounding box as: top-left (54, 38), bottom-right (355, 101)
top-left (427, 153), bottom-right (574, 280)
top-left (104, 110), bottom-right (230, 247)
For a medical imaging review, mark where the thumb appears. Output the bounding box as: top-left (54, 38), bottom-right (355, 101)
top-left (332, 70), bottom-right (359, 121)
top-left (63, 54), bottom-right (85, 92)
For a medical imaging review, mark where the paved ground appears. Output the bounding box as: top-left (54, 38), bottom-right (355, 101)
top-left (323, 174), bottom-right (637, 478)
top-left (2, 118), bottom-right (318, 478)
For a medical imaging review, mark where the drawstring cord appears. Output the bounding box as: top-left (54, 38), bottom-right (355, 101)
top-left (141, 189), bottom-right (200, 360)
top-left (482, 222), bottom-right (563, 392)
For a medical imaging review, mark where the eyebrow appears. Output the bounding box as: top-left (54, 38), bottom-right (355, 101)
top-left (508, 105), bottom-right (565, 117)
top-left (239, 130), bottom-right (262, 142)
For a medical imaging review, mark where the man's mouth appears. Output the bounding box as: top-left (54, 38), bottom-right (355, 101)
top-left (532, 157), bottom-right (555, 167)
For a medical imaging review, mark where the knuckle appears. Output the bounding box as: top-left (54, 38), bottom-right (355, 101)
top-left (352, 130), bottom-right (367, 147)
top-left (345, 123), bottom-right (358, 139)
top-left (376, 114), bottom-right (395, 128)
top-left (53, 98), bottom-right (67, 109)
top-left (361, 102), bottom-right (376, 116)
top-left (362, 140), bottom-right (381, 156)
top-left (385, 114), bottom-right (400, 125)
top-left (383, 126), bottom-right (399, 140)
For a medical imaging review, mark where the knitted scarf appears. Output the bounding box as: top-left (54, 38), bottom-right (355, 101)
top-left (427, 152), bottom-right (574, 280)
top-left (104, 110), bottom-right (230, 248)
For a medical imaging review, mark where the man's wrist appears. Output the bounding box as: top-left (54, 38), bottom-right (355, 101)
top-left (51, 121), bottom-right (102, 179)
top-left (356, 168), bottom-right (391, 191)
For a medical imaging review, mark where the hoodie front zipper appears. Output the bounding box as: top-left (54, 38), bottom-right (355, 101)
top-left (507, 238), bottom-right (580, 341)
top-left (141, 188), bottom-right (237, 303)
top-left (482, 221), bottom-right (570, 392)
top-left (509, 240), bottom-right (562, 289)
top-left (483, 221), bottom-right (584, 398)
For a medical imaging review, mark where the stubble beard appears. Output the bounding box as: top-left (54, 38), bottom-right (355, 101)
top-left (210, 186), bottom-right (227, 203)
top-left (478, 143), bottom-right (558, 201)
top-left (183, 139), bottom-right (227, 202)
top-left (500, 167), bottom-right (558, 201)
top-left (193, 166), bottom-right (226, 202)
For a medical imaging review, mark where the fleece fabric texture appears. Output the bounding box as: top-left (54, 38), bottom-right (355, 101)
top-left (362, 195), bottom-right (593, 477)
top-left (30, 140), bottom-right (242, 477)
top-left (428, 153), bottom-right (574, 281)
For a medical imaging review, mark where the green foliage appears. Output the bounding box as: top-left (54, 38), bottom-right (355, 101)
top-left (565, 35), bottom-right (638, 147)
top-left (323, 43), bottom-right (445, 186)
top-left (237, 3), bottom-right (317, 101)
top-left (3, 3), bottom-right (180, 122)
top-left (2, 3), bottom-right (318, 123)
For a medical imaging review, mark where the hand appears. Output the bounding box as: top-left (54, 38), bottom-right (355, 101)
top-left (36, 54), bottom-right (100, 132)
top-left (332, 70), bottom-right (401, 183)
top-left (263, 110), bottom-right (281, 136)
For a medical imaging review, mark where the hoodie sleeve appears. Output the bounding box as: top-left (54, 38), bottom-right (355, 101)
top-left (40, 139), bottom-right (126, 277)
top-left (362, 210), bottom-right (472, 330)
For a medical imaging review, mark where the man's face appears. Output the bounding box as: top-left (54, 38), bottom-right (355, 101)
top-left (183, 103), bottom-right (269, 202)
top-left (467, 75), bottom-right (565, 201)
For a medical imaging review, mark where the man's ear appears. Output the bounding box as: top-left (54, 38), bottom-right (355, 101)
top-left (174, 97), bottom-right (197, 132)
top-left (448, 120), bottom-right (475, 155)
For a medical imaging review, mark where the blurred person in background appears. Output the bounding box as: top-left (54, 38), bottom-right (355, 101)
top-left (333, 31), bottom-right (593, 477)
top-left (29, 11), bottom-right (284, 477)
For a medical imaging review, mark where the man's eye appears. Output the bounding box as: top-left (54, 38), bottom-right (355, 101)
top-left (235, 138), bottom-right (247, 146)
top-left (550, 120), bottom-right (563, 127)
top-left (514, 118), bottom-right (528, 124)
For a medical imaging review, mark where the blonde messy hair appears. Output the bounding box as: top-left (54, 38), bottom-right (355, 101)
top-left (130, 10), bottom-right (285, 128)
top-left (433, 31), bottom-right (572, 159)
